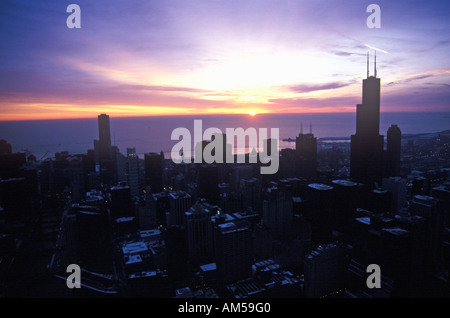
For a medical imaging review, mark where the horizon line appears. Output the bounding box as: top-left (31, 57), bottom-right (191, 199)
top-left (1, 110), bottom-right (449, 122)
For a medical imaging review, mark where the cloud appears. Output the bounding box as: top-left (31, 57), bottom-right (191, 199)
top-left (118, 84), bottom-right (211, 93)
top-left (386, 69), bottom-right (450, 86)
top-left (268, 96), bottom-right (359, 111)
top-left (288, 81), bottom-right (352, 93)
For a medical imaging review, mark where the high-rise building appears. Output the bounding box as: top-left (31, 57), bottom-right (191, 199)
top-left (295, 125), bottom-right (317, 179)
top-left (144, 152), bottom-right (164, 193)
top-left (305, 183), bottom-right (334, 248)
top-left (137, 187), bottom-right (158, 230)
top-left (304, 242), bottom-right (351, 298)
top-left (410, 195), bottom-right (445, 273)
top-left (74, 205), bottom-right (112, 272)
top-left (165, 225), bottom-right (188, 281)
top-left (197, 164), bottom-right (219, 204)
top-left (94, 114), bottom-right (117, 185)
top-left (331, 179), bottom-right (360, 235)
top-left (185, 200), bottom-right (217, 265)
top-left (350, 55), bottom-right (384, 188)
top-left (382, 176), bottom-right (407, 213)
top-left (98, 114), bottom-right (111, 144)
top-left (385, 124), bottom-right (402, 177)
top-left (0, 139), bottom-right (12, 155)
top-left (240, 177), bottom-right (262, 213)
top-left (169, 190), bottom-right (192, 227)
top-left (126, 147), bottom-right (140, 197)
top-left (262, 186), bottom-right (293, 241)
top-left (110, 185), bottom-right (134, 219)
top-left (215, 222), bottom-right (252, 285)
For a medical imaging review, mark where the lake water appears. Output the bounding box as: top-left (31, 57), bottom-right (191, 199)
top-left (0, 112), bottom-right (449, 159)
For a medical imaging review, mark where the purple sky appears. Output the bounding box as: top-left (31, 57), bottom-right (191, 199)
top-left (0, 0), bottom-right (449, 120)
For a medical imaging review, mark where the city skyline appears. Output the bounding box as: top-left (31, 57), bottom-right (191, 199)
top-left (0, 54), bottom-right (449, 298)
top-left (1, 0), bottom-right (450, 121)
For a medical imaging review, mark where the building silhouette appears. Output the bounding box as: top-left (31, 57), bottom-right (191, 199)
top-left (0, 139), bottom-right (12, 155)
top-left (168, 190), bottom-right (192, 227)
top-left (94, 114), bottom-right (117, 185)
top-left (126, 147), bottom-right (140, 197)
top-left (385, 124), bottom-right (402, 177)
top-left (214, 221), bottom-right (252, 286)
top-left (185, 200), bottom-right (216, 266)
top-left (74, 205), bottom-right (112, 273)
top-left (262, 185), bottom-right (293, 241)
top-left (305, 183), bottom-right (335, 248)
top-left (350, 54), bottom-right (384, 188)
top-left (144, 152), bottom-right (164, 193)
top-left (304, 242), bottom-right (351, 298)
top-left (296, 124), bottom-right (318, 179)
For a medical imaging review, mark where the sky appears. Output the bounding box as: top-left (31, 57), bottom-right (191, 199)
top-left (0, 0), bottom-right (449, 120)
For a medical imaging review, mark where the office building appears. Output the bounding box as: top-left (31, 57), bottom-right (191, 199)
top-left (305, 183), bottom-right (335, 248)
top-left (410, 195), bottom-right (445, 273)
top-left (169, 190), bottom-right (192, 227)
top-left (262, 186), bottom-right (293, 241)
top-left (126, 147), bottom-right (140, 197)
top-left (385, 124), bottom-right (402, 177)
top-left (304, 242), bottom-right (351, 298)
top-left (295, 125), bottom-right (317, 179)
top-left (185, 200), bottom-right (217, 265)
top-left (350, 54), bottom-right (384, 188)
top-left (215, 222), bottom-right (252, 285)
top-left (144, 152), bottom-right (164, 193)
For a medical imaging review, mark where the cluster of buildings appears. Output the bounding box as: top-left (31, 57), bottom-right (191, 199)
top-left (0, 63), bottom-right (449, 298)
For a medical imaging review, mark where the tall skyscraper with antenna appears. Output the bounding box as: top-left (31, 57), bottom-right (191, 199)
top-left (350, 52), bottom-right (384, 187)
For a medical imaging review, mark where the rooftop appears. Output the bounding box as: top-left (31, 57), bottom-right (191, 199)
top-left (382, 227), bottom-right (409, 237)
top-left (125, 254), bottom-right (142, 265)
top-left (200, 262), bottom-right (216, 272)
top-left (308, 183), bottom-right (334, 191)
top-left (332, 180), bottom-right (358, 187)
top-left (122, 241), bottom-right (148, 255)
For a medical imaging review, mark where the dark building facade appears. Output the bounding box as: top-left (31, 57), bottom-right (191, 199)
top-left (351, 57), bottom-right (384, 188)
top-left (385, 124), bottom-right (402, 177)
top-left (144, 152), bottom-right (164, 193)
top-left (295, 126), bottom-right (318, 179)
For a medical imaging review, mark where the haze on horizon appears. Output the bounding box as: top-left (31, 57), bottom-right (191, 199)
top-left (0, 0), bottom-right (449, 121)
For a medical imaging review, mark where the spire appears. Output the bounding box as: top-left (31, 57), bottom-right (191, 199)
top-left (374, 50), bottom-right (377, 78)
top-left (300, 122), bottom-right (303, 134)
top-left (367, 51), bottom-right (370, 78)
top-left (309, 123), bottom-right (312, 134)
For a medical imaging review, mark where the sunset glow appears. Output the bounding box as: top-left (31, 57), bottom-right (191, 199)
top-left (1, 0), bottom-right (449, 121)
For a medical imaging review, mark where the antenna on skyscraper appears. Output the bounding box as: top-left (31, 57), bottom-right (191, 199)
top-left (367, 51), bottom-right (370, 78)
top-left (309, 123), bottom-right (312, 134)
top-left (374, 50), bottom-right (377, 78)
top-left (301, 122), bottom-right (303, 134)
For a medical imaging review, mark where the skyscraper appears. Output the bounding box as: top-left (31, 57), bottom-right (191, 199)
top-left (185, 200), bottom-right (216, 266)
top-left (97, 114), bottom-right (112, 162)
top-left (350, 54), bottom-right (384, 188)
top-left (305, 183), bottom-right (334, 248)
top-left (215, 222), bottom-right (252, 285)
top-left (295, 124), bottom-right (317, 179)
top-left (94, 114), bottom-right (117, 185)
top-left (385, 124), bottom-right (402, 177)
top-left (169, 190), bottom-right (192, 227)
top-left (144, 152), bottom-right (164, 193)
top-left (126, 147), bottom-right (140, 197)
top-left (262, 185), bottom-right (293, 241)
top-left (304, 242), bottom-right (351, 298)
